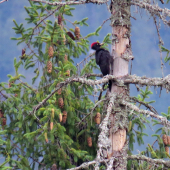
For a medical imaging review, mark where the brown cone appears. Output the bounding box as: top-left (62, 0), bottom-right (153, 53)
top-left (58, 98), bottom-right (64, 108)
top-left (163, 134), bottom-right (168, 145)
top-left (95, 112), bottom-right (101, 124)
top-left (48, 46), bottom-right (54, 58)
top-left (87, 137), bottom-right (92, 147)
top-left (2, 117), bottom-right (6, 126)
top-left (52, 164), bottom-right (57, 170)
top-left (47, 61), bottom-right (52, 73)
top-left (67, 32), bottom-right (75, 40)
top-left (22, 49), bottom-right (25, 56)
top-left (168, 136), bottom-right (170, 145)
top-left (65, 70), bottom-right (70, 77)
top-left (74, 27), bottom-right (80, 39)
top-left (58, 15), bottom-right (62, 25)
top-left (165, 146), bottom-right (169, 154)
top-left (62, 111), bottom-right (67, 123)
top-left (0, 109), bottom-right (3, 118)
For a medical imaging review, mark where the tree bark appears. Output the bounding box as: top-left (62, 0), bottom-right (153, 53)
top-left (108, 0), bottom-right (131, 169)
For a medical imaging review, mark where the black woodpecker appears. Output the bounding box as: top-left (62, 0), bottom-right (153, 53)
top-left (91, 42), bottom-right (112, 91)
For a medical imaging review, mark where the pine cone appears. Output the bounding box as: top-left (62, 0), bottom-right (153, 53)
top-left (2, 117), bottom-right (6, 126)
top-left (44, 132), bottom-right (48, 143)
top-left (62, 111), bottom-right (67, 123)
top-left (0, 109), bottom-right (3, 118)
top-left (58, 98), bottom-right (64, 108)
top-left (14, 94), bottom-right (18, 97)
top-left (67, 32), bottom-right (75, 40)
top-left (51, 164), bottom-right (57, 170)
top-left (58, 15), bottom-right (62, 25)
top-left (59, 113), bottom-right (62, 122)
top-left (48, 46), bottom-right (54, 58)
top-left (74, 27), bottom-right (80, 39)
top-left (165, 146), bottom-right (169, 154)
top-left (95, 112), bottom-right (101, 124)
top-left (51, 108), bottom-right (55, 118)
top-left (163, 134), bottom-right (168, 145)
top-left (87, 137), bottom-right (92, 147)
top-left (50, 122), bottom-right (53, 130)
top-left (65, 70), bottom-right (70, 77)
top-left (47, 61), bottom-right (52, 73)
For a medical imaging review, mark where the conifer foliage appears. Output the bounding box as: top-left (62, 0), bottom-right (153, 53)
top-left (1, 0), bottom-right (170, 170)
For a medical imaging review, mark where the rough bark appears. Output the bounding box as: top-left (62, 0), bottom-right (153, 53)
top-left (109, 0), bottom-right (131, 169)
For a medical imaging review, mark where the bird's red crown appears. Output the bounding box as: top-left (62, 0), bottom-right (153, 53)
top-left (91, 42), bottom-right (99, 48)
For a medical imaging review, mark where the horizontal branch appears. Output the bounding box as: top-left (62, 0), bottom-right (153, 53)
top-left (119, 100), bottom-right (170, 127)
top-left (29, 0), bottom-right (108, 6)
top-left (128, 155), bottom-right (170, 168)
top-left (124, 75), bottom-right (170, 91)
top-left (67, 154), bottom-right (170, 170)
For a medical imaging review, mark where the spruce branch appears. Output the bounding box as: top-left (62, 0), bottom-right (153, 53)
top-left (119, 100), bottom-right (170, 127)
top-left (29, 0), bottom-right (109, 6)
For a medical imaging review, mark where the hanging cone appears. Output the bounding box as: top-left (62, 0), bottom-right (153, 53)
top-left (95, 112), bottom-right (101, 124)
top-left (165, 146), bottom-right (169, 154)
top-left (65, 70), bottom-right (70, 77)
top-left (162, 134), bottom-right (168, 145)
top-left (48, 46), bottom-right (54, 58)
top-left (62, 111), bottom-right (67, 123)
top-left (14, 94), bottom-right (18, 97)
top-left (58, 98), bottom-right (64, 108)
top-left (8, 81), bottom-right (14, 88)
top-left (59, 113), bottom-right (62, 122)
top-left (74, 27), bottom-right (80, 39)
top-left (0, 109), bottom-right (4, 118)
top-left (67, 32), bottom-right (75, 40)
top-left (51, 164), bottom-right (57, 170)
top-left (58, 15), bottom-right (62, 25)
top-left (44, 132), bottom-right (48, 143)
top-left (47, 61), bottom-right (52, 73)
top-left (87, 137), bottom-right (92, 147)
top-left (50, 122), bottom-right (53, 130)
top-left (2, 117), bottom-right (6, 126)
top-left (168, 136), bottom-right (170, 145)
top-left (51, 108), bottom-right (55, 118)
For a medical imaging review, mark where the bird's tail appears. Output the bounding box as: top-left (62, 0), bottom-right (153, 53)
top-left (109, 80), bottom-right (112, 92)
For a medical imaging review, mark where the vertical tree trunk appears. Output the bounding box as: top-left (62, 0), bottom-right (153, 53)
top-left (108, 0), bottom-right (131, 169)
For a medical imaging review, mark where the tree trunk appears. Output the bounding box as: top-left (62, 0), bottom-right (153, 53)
top-left (108, 0), bottom-right (131, 169)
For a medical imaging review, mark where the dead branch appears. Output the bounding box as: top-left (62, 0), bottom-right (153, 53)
top-left (0, 0), bottom-right (8, 4)
top-left (130, 97), bottom-right (159, 115)
top-left (128, 155), bottom-right (170, 168)
top-left (131, 0), bottom-right (170, 27)
top-left (29, 0), bottom-right (109, 6)
top-left (119, 100), bottom-right (170, 127)
top-left (124, 75), bottom-right (170, 92)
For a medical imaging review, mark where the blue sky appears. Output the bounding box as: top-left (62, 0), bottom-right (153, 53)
top-left (0, 0), bottom-right (170, 157)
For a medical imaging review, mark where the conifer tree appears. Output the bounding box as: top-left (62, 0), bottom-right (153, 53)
top-left (1, 0), bottom-right (170, 170)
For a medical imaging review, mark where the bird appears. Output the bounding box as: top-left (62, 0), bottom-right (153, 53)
top-left (91, 42), bottom-right (112, 91)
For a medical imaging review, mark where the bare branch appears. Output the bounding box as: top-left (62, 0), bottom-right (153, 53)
top-left (29, 0), bottom-right (109, 6)
top-left (128, 155), bottom-right (170, 168)
top-left (119, 100), bottom-right (170, 127)
top-left (131, 0), bottom-right (170, 27)
top-left (0, 0), bottom-right (8, 4)
top-left (130, 97), bottom-right (159, 115)
top-left (124, 75), bottom-right (170, 92)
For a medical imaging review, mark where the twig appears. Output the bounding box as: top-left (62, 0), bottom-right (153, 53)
top-left (120, 100), bottom-right (170, 127)
top-left (0, 0), bottom-right (8, 4)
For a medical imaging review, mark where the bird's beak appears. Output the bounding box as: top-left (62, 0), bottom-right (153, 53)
top-left (100, 43), bottom-right (104, 46)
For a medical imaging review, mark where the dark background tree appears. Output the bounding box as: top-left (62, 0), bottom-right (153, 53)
top-left (1, 0), bottom-right (170, 169)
